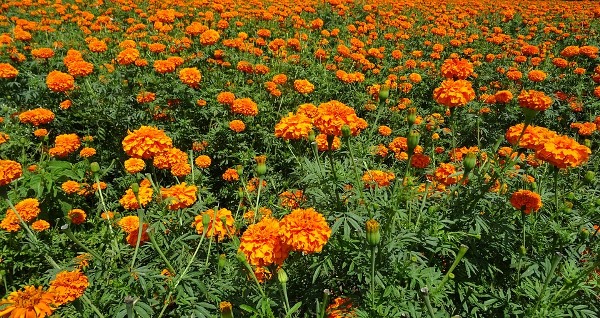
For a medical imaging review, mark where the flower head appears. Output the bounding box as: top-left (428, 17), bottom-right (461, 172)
top-left (433, 79), bottom-right (475, 108)
top-left (238, 217), bottom-right (291, 267)
top-left (313, 100), bottom-right (367, 137)
top-left (279, 208), bottom-right (331, 254)
top-left (510, 190), bottom-right (542, 214)
top-left (46, 70), bottom-right (74, 92)
top-left (0, 160), bottom-right (23, 187)
top-left (0, 285), bottom-right (55, 318)
top-left (122, 126), bottom-right (173, 159)
top-left (193, 208), bottom-right (236, 241)
top-left (48, 270), bottom-right (89, 306)
top-left (160, 183), bottom-right (197, 210)
top-left (18, 108), bottom-right (55, 126)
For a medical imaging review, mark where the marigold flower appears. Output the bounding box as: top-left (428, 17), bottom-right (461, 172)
top-left (217, 92), bottom-right (235, 105)
top-left (222, 168), bottom-right (239, 181)
top-left (294, 79), bottom-right (315, 94)
top-left (535, 135), bottom-right (591, 169)
top-left (153, 59), bottom-right (176, 74)
top-left (326, 297), bottom-right (355, 318)
top-left (18, 108), bottom-right (55, 126)
top-left (126, 223), bottom-right (149, 246)
top-left (315, 134), bottom-right (341, 151)
top-left (510, 190), bottom-right (542, 214)
top-left (238, 217), bottom-right (291, 267)
top-left (194, 155), bottom-right (211, 168)
top-left (200, 29), bottom-right (220, 45)
top-left (124, 158), bottom-right (145, 174)
top-left (116, 48), bottom-right (140, 65)
top-left (527, 70), bottom-right (547, 82)
top-left (59, 100), bottom-right (72, 110)
top-left (313, 100), bottom-right (367, 137)
top-left (179, 67), bottom-right (201, 87)
top-left (571, 122), bottom-right (596, 136)
top-left (119, 184), bottom-right (153, 210)
top-left (229, 120), bottom-right (246, 132)
top-left (122, 126), bottom-right (173, 159)
top-left (231, 98), bottom-right (258, 116)
top-left (7, 198), bottom-right (41, 223)
top-left (88, 40), bottom-right (107, 53)
top-left (411, 153), bottom-right (431, 168)
top-left (0, 160), bottom-right (22, 187)
top-left (31, 219), bottom-right (50, 232)
top-left (68, 209), bottom-right (86, 225)
top-left (152, 147), bottom-right (188, 170)
top-left (518, 90), bottom-right (552, 111)
top-left (48, 270), bottom-right (89, 306)
top-left (161, 182), bottom-right (197, 210)
top-left (193, 208), bottom-right (236, 241)
top-left (79, 147), bottom-right (96, 158)
top-left (494, 90), bottom-right (513, 103)
top-left (46, 70), bottom-right (74, 92)
top-left (505, 124), bottom-right (557, 150)
top-left (275, 112), bottom-right (313, 140)
top-left (362, 170), bottom-right (395, 188)
top-left (279, 208), bottom-right (331, 254)
top-left (279, 190), bottom-right (306, 209)
top-left (0, 285), bottom-right (55, 318)
top-left (67, 61), bottom-right (94, 77)
top-left (49, 134), bottom-right (81, 158)
top-left (118, 216), bottom-right (140, 233)
top-left (0, 63), bottom-right (19, 79)
top-left (433, 79), bottom-right (475, 108)
top-left (378, 126), bottom-right (392, 136)
top-left (434, 162), bottom-right (462, 186)
top-left (440, 58), bottom-right (474, 79)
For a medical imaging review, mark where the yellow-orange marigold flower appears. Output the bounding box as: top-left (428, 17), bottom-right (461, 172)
top-left (200, 29), bottom-right (220, 45)
top-left (433, 79), bottom-right (475, 108)
top-left (153, 59), bottom-right (176, 74)
top-left (68, 209), bottom-right (86, 225)
top-left (62, 180), bottom-right (80, 194)
top-left (194, 155), bottom-right (211, 168)
top-left (0, 63), bottom-right (19, 79)
top-left (46, 70), bottom-right (74, 92)
top-left (231, 98), bottom-right (258, 116)
top-left (18, 108), bottom-right (55, 126)
top-left (122, 126), bottom-right (173, 159)
top-left (362, 170), bottom-right (395, 188)
top-left (518, 90), bottom-right (552, 111)
top-left (294, 79), bottom-right (315, 94)
top-left (527, 70), bottom-right (547, 82)
top-left (0, 160), bottom-right (22, 187)
top-left (179, 67), bottom-right (201, 87)
top-left (510, 190), bottom-right (542, 214)
top-left (535, 135), bottom-right (591, 169)
top-left (440, 58), bottom-right (474, 79)
top-left (275, 112), bottom-right (313, 140)
top-left (238, 217), bottom-right (291, 267)
top-left (124, 158), bottom-right (145, 174)
top-left (119, 185), bottom-right (153, 210)
top-left (222, 168), bottom-right (239, 181)
top-left (8, 198), bottom-right (41, 222)
top-left (193, 208), bottom-right (236, 241)
top-left (116, 48), bottom-right (140, 65)
top-left (48, 270), bottom-right (89, 306)
top-left (313, 100), bottom-right (367, 137)
top-left (0, 285), bottom-right (55, 318)
top-left (161, 183), bottom-right (197, 210)
top-left (118, 216), bottom-right (140, 233)
top-left (279, 208), bottom-right (331, 254)
top-left (48, 134), bottom-right (81, 158)
top-left (31, 219), bottom-right (50, 232)
top-left (229, 120), bottom-right (246, 132)
top-left (217, 92), bottom-right (235, 105)
top-left (79, 147), bottom-right (96, 158)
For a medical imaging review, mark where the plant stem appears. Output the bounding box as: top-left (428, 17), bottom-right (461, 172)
top-left (370, 245), bottom-right (377, 307)
top-left (435, 244), bottom-right (469, 293)
top-left (420, 287), bottom-right (436, 318)
top-left (148, 231), bottom-right (175, 274)
top-left (63, 226), bottom-right (103, 260)
top-left (130, 208), bottom-right (145, 270)
top-left (534, 253), bottom-right (562, 311)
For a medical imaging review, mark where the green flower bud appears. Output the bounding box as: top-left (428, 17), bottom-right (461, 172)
top-left (407, 108), bottom-right (417, 126)
top-left (131, 183), bottom-right (140, 194)
top-left (378, 84), bottom-right (390, 102)
top-left (218, 254), bottom-right (227, 269)
top-left (277, 268), bottom-right (288, 284)
top-left (583, 139), bottom-right (592, 148)
top-left (202, 213), bottom-right (211, 229)
top-left (365, 219), bottom-right (381, 246)
top-left (308, 130), bottom-right (316, 142)
top-left (407, 131), bottom-right (420, 154)
top-left (90, 162), bottom-right (100, 173)
top-left (463, 152), bottom-right (477, 174)
top-left (255, 155), bottom-right (267, 176)
top-left (341, 125), bottom-right (351, 138)
top-left (584, 171), bottom-right (595, 185)
top-left (236, 251), bottom-right (247, 264)
top-left (519, 245), bottom-right (527, 255)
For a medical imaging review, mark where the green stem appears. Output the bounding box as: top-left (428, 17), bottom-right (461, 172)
top-left (420, 287), bottom-right (436, 318)
top-left (326, 150), bottom-right (342, 206)
top-left (281, 282), bottom-right (290, 314)
top-left (148, 231), bottom-right (175, 275)
top-left (534, 253), bottom-right (562, 311)
top-left (253, 176), bottom-right (264, 219)
top-left (63, 226), bottom-right (103, 260)
top-left (130, 208), bottom-right (145, 270)
top-left (370, 245), bottom-right (377, 307)
top-left (434, 244), bottom-right (469, 293)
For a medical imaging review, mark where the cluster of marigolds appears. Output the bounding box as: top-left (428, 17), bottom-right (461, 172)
top-left (1, 0), bottom-right (600, 316)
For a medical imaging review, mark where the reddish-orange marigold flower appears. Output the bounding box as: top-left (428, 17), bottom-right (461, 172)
top-left (510, 190), bottom-right (542, 214)
top-left (68, 209), bottom-right (86, 225)
top-left (48, 270), bottom-right (89, 306)
top-left (193, 208), bottom-right (236, 241)
top-left (238, 217), bottom-right (291, 267)
top-left (433, 79), bottom-right (475, 108)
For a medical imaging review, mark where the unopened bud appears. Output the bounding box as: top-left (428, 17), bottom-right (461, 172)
top-left (365, 219), bottom-right (381, 246)
top-left (277, 268), bottom-right (288, 284)
top-left (407, 131), bottom-right (420, 154)
top-left (131, 183), bottom-right (139, 194)
top-left (584, 171), bottom-right (595, 185)
top-left (202, 213), bottom-right (211, 229)
top-left (583, 139), bottom-right (592, 148)
top-left (308, 130), bottom-right (316, 142)
top-left (220, 301), bottom-right (234, 318)
top-left (463, 152), bottom-right (477, 174)
top-left (218, 254), bottom-right (226, 269)
top-left (341, 125), bottom-right (351, 138)
top-left (407, 108), bottom-right (417, 126)
top-left (236, 165), bottom-right (244, 176)
top-left (90, 162), bottom-right (100, 173)
top-left (378, 84), bottom-right (390, 101)
top-left (255, 155), bottom-right (267, 176)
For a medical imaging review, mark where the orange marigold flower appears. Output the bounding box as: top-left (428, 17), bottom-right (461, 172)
top-left (161, 182), bottom-right (197, 210)
top-left (67, 61), bottom-right (94, 77)
top-left (316, 133), bottom-right (341, 151)
top-left (122, 126), bottom-right (173, 159)
top-left (88, 40), bottom-right (107, 53)
top-left (297, 103), bottom-right (318, 118)
top-left (153, 59), bottom-right (176, 74)
top-left (279, 190), bottom-right (306, 209)
top-left (326, 297), bottom-right (355, 318)
top-left (378, 126), bottom-right (392, 136)
top-left (505, 124), bottom-right (557, 150)
top-left (118, 215), bottom-right (140, 233)
top-left (60, 100), bottom-right (72, 110)
top-left (0, 63), bottom-right (19, 79)
top-left (101, 211), bottom-right (114, 220)
top-left (222, 168), bottom-right (239, 181)
top-left (61, 180), bottom-right (80, 194)
top-left (19, 108), bottom-right (55, 126)
top-left (68, 209), bottom-right (86, 225)
top-left (238, 217), bottom-right (291, 266)
top-left (231, 98), bottom-right (258, 116)
top-left (79, 147), bottom-right (96, 158)
top-left (275, 112), bottom-right (313, 140)
top-left (116, 48), bottom-right (140, 65)
top-left (294, 79), bottom-right (315, 94)
top-left (200, 29), bottom-right (220, 45)
top-left (31, 48), bottom-right (54, 59)
top-left (434, 162), bottom-right (461, 186)
top-left (136, 91), bottom-right (156, 103)
top-left (0, 159), bottom-right (22, 187)
top-left (179, 67), bottom-right (201, 87)
top-left (527, 70), bottom-right (547, 82)
top-left (48, 270), bottom-right (89, 306)
top-left (7, 198), bottom-right (40, 223)
top-left (535, 135), bottom-right (591, 169)
top-left (194, 155), bottom-right (211, 168)
top-left (46, 70), bottom-right (74, 92)
top-left (313, 100), bottom-right (367, 137)
top-left (126, 223), bottom-right (149, 246)
top-left (152, 147), bottom-right (188, 170)
top-left (31, 219), bottom-right (50, 232)
top-left (411, 153), bottom-right (431, 168)
top-left (571, 122), bottom-right (596, 136)
top-left (273, 74), bottom-right (287, 84)
top-left (217, 92), bottom-right (235, 105)
top-left (510, 190), bottom-right (542, 214)
top-left (124, 158), bottom-right (145, 174)
top-left (362, 170), bottom-right (395, 188)
top-left (0, 285), bottom-right (55, 318)
top-left (518, 90), bottom-right (552, 111)
top-left (279, 208), bottom-right (331, 254)
top-left (34, 129), bottom-right (48, 138)
top-left (433, 79), bottom-right (475, 108)
top-left (229, 120), bottom-right (246, 132)
top-left (48, 134), bottom-right (81, 158)
top-left (494, 90), bottom-right (513, 104)
top-left (193, 208), bottom-right (236, 241)
top-left (506, 69), bottom-right (522, 81)
top-left (440, 58), bottom-right (474, 79)
top-left (119, 184), bottom-right (153, 210)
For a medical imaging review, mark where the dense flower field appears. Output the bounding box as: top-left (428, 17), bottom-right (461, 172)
top-left (1, 0), bottom-right (600, 316)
